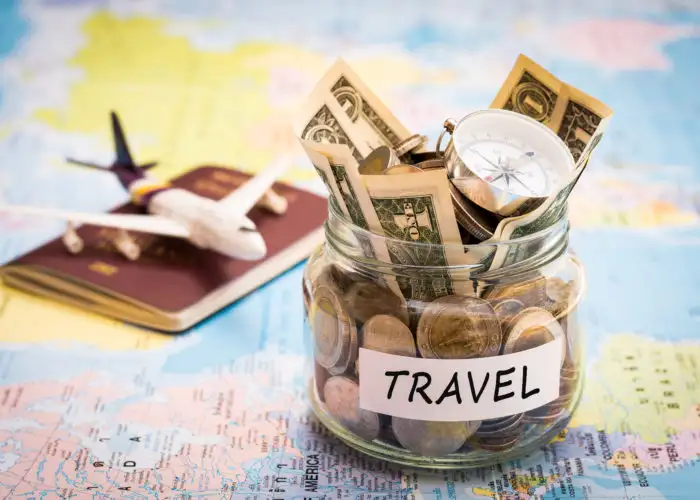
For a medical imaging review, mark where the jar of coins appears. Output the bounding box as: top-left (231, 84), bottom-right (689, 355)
top-left (302, 201), bottom-right (585, 469)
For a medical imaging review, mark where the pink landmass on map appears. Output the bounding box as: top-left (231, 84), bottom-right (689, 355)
top-left (543, 19), bottom-right (699, 70)
top-left (0, 366), bottom-right (306, 496)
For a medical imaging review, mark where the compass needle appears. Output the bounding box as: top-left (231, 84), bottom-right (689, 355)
top-left (445, 109), bottom-right (577, 217)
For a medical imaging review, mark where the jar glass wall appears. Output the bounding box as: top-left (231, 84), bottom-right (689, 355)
top-left (302, 202), bottom-right (585, 469)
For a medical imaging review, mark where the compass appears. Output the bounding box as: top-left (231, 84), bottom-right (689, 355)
top-left (437, 109), bottom-right (576, 217)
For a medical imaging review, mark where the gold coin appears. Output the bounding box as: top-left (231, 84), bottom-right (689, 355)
top-left (416, 295), bottom-right (501, 359)
top-left (358, 146), bottom-right (399, 175)
top-left (324, 376), bottom-right (380, 441)
top-left (383, 164), bottom-right (422, 175)
top-left (502, 307), bottom-right (567, 366)
top-left (361, 314), bottom-right (416, 357)
top-left (312, 285), bottom-right (357, 373)
top-left (486, 274), bottom-right (547, 309)
top-left (344, 280), bottom-right (409, 326)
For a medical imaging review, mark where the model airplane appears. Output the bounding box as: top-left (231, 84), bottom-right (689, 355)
top-left (0, 111), bottom-right (291, 261)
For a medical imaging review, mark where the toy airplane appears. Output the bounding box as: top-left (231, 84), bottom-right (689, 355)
top-left (0, 111), bottom-right (290, 261)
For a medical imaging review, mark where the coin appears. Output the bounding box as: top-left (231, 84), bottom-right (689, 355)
top-left (417, 295), bottom-right (502, 359)
top-left (447, 182), bottom-right (499, 241)
top-left (391, 417), bottom-right (479, 457)
top-left (471, 433), bottom-right (522, 452)
top-left (344, 280), bottom-right (410, 326)
top-left (474, 413), bottom-right (524, 438)
top-left (312, 285), bottom-right (357, 374)
top-left (485, 274), bottom-right (547, 309)
top-left (314, 263), bottom-right (359, 294)
top-left (383, 164), bottom-right (423, 175)
top-left (358, 146), bottom-right (399, 175)
top-left (502, 307), bottom-right (567, 366)
top-left (544, 277), bottom-right (573, 319)
top-left (315, 362), bottom-right (330, 402)
top-left (323, 376), bottom-right (380, 441)
top-left (361, 314), bottom-right (416, 357)
top-left (491, 298), bottom-right (525, 337)
top-left (395, 133), bottom-right (428, 157)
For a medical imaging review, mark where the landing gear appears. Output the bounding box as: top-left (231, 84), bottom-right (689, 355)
top-left (62, 222), bottom-right (84, 254)
top-left (113, 229), bottom-right (141, 261)
top-left (259, 189), bottom-right (288, 215)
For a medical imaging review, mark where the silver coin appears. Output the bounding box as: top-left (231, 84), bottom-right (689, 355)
top-left (447, 182), bottom-right (499, 241)
top-left (416, 295), bottom-right (502, 360)
top-left (323, 376), bottom-right (380, 441)
top-left (391, 417), bottom-right (479, 457)
top-left (395, 134), bottom-right (428, 157)
top-left (312, 285), bottom-right (357, 373)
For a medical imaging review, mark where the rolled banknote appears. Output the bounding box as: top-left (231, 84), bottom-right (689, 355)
top-left (481, 54), bottom-right (613, 272)
top-left (299, 139), bottom-right (403, 298)
top-left (308, 57), bottom-right (425, 155)
top-left (362, 169), bottom-right (477, 300)
top-left (491, 53), bottom-right (612, 164)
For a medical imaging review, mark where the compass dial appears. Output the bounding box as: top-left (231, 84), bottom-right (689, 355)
top-left (446, 109), bottom-right (576, 216)
top-left (458, 139), bottom-right (552, 197)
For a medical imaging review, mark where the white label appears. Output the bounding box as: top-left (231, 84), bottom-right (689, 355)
top-left (358, 337), bottom-right (562, 422)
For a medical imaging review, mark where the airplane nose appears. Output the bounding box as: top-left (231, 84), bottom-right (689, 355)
top-left (240, 231), bottom-right (267, 260)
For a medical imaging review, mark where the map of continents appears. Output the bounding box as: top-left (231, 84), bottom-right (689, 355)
top-left (1, 1), bottom-right (700, 498)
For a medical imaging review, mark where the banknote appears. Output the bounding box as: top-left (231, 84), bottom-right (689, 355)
top-left (307, 58), bottom-right (424, 155)
top-left (362, 169), bottom-right (475, 301)
top-left (491, 53), bottom-right (612, 163)
top-left (294, 93), bottom-right (374, 163)
top-left (484, 124), bottom-right (608, 273)
top-left (298, 142), bottom-right (349, 219)
top-left (298, 139), bottom-right (403, 297)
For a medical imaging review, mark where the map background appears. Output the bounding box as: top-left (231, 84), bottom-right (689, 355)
top-left (0, 0), bottom-right (700, 498)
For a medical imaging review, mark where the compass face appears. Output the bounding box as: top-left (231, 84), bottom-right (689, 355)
top-left (452, 109), bottom-right (575, 198)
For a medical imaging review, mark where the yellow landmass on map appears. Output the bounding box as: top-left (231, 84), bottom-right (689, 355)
top-left (569, 202), bottom-right (698, 229)
top-left (33, 12), bottom-right (441, 184)
top-left (571, 333), bottom-right (700, 443)
top-left (0, 283), bottom-right (171, 350)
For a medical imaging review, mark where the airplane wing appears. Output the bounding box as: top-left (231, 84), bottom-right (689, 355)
top-left (218, 156), bottom-right (292, 216)
top-left (0, 205), bottom-right (191, 238)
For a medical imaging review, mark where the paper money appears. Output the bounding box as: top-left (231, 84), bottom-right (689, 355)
top-left (299, 139), bottom-right (403, 297)
top-left (482, 54), bottom-right (613, 271)
top-left (491, 54), bottom-right (612, 163)
top-left (362, 169), bottom-right (473, 300)
top-left (294, 93), bottom-right (373, 163)
top-left (309, 58), bottom-right (423, 155)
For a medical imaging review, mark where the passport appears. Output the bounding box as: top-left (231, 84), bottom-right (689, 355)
top-left (0, 166), bottom-right (328, 332)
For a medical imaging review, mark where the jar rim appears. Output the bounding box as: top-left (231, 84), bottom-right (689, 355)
top-left (326, 198), bottom-right (569, 253)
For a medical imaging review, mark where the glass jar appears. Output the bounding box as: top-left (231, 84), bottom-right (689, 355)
top-left (302, 201), bottom-right (585, 469)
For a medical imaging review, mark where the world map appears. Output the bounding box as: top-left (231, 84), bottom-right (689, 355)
top-left (1, 0), bottom-right (699, 498)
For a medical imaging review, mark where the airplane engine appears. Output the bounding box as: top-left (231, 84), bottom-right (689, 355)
top-left (62, 222), bottom-right (84, 254)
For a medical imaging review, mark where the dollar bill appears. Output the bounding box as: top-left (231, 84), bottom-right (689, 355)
top-left (484, 123), bottom-right (608, 272)
top-left (294, 93), bottom-right (374, 164)
top-left (491, 53), bottom-right (612, 163)
top-left (478, 54), bottom-right (613, 274)
top-left (298, 139), bottom-right (403, 297)
top-left (306, 58), bottom-right (424, 156)
top-left (362, 169), bottom-right (475, 301)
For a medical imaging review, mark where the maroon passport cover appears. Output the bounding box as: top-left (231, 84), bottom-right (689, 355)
top-left (3, 166), bottom-right (328, 312)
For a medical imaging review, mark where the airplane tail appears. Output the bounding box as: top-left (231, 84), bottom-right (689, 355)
top-left (65, 111), bottom-right (158, 173)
